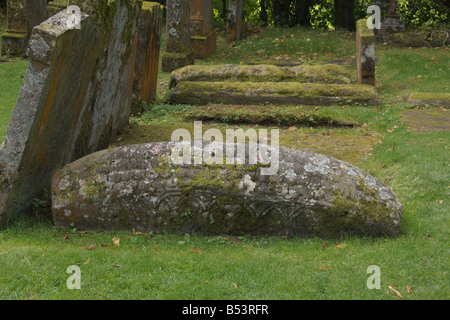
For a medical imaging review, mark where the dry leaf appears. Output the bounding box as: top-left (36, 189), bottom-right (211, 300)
top-left (112, 237), bottom-right (120, 247)
top-left (318, 266), bottom-right (331, 270)
top-left (407, 285), bottom-right (412, 293)
top-left (85, 245), bottom-right (96, 250)
top-left (112, 264), bottom-right (122, 268)
top-left (321, 242), bottom-right (326, 251)
top-left (288, 126), bottom-right (297, 131)
top-left (335, 243), bottom-right (347, 249)
top-left (233, 283), bottom-right (238, 289)
top-left (84, 257), bottom-right (90, 264)
top-left (362, 122), bottom-right (368, 127)
top-left (388, 286), bottom-right (403, 298)
top-left (153, 244), bottom-right (161, 252)
top-left (77, 231), bottom-right (89, 234)
top-left (101, 243), bottom-right (111, 248)
top-left (189, 247), bottom-right (203, 254)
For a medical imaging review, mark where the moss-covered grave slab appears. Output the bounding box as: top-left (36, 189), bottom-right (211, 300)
top-left (402, 109), bottom-right (450, 133)
top-left (169, 64), bottom-right (352, 88)
top-left (406, 92), bottom-right (450, 107)
top-left (51, 142), bottom-right (403, 238)
top-left (168, 81), bottom-right (379, 106)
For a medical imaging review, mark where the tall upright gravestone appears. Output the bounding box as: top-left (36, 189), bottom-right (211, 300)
top-left (132, 2), bottom-right (163, 114)
top-left (356, 19), bottom-right (376, 86)
top-left (189, 0), bottom-right (216, 58)
top-left (0, 0), bottom-right (142, 226)
top-left (1, 0), bottom-right (48, 57)
top-left (162, 0), bottom-right (195, 72)
top-left (227, 0), bottom-right (245, 41)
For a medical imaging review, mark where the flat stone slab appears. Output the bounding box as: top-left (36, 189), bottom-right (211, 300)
top-left (168, 81), bottom-right (380, 106)
top-left (169, 64), bottom-right (353, 88)
top-left (51, 142), bottom-right (403, 238)
top-left (406, 92), bottom-right (450, 107)
top-left (402, 109), bottom-right (450, 133)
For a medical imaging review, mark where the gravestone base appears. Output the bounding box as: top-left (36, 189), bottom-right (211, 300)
top-left (162, 52), bottom-right (195, 72)
top-left (191, 30), bottom-right (216, 58)
top-left (1, 32), bottom-right (28, 56)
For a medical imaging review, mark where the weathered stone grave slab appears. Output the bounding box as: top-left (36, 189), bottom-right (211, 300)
top-left (1, 0), bottom-right (48, 57)
top-left (227, 0), bottom-right (245, 41)
top-left (132, 1), bottom-right (163, 115)
top-left (169, 81), bottom-right (379, 106)
top-left (0, 1), bottom-right (142, 226)
top-left (356, 19), bottom-right (376, 86)
top-left (52, 142), bottom-right (403, 237)
top-left (402, 109), bottom-right (450, 133)
top-left (406, 92), bottom-right (450, 107)
top-left (169, 64), bottom-right (353, 88)
top-left (189, 0), bottom-right (216, 58)
top-left (162, 0), bottom-right (195, 72)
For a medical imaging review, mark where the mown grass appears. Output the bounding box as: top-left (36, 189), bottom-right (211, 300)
top-left (0, 24), bottom-right (448, 300)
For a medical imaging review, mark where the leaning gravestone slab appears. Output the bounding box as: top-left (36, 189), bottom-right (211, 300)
top-left (0, 1), bottom-right (142, 227)
top-left (52, 142), bottom-right (403, 238)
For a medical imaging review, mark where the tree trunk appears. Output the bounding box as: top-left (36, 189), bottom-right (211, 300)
top-left (334, 0), bottom-right (356, 31)
top-left (260, 0), bottom-right (268, 26)
top-left (295, 0), bottom-right (312, 27)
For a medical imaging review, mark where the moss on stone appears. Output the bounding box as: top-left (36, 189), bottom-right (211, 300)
top-left (169, 81), bottom-right (379, 106)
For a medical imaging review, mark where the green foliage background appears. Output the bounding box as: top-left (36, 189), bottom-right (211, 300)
top-left (210, 0), bottom-right (448, 29)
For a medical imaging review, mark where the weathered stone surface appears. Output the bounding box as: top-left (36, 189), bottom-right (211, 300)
top-left (169, 64), bottom-right (352, 88)
top-left (356, 19), bottom-right (376, 86)
top-left (189, 0), bottom-right (216, 58)
top-left (227, 0), bottom-right (245, 41)
top-left (0, 1), bottom-right (142, 226)
top-left (162, 0), bottom-right (195, 72)
top-left (168, 81), bottom-right (379, 106)
top-left (1, 0), bottom-right (48, 57)
top-left (406, 92), bottom-right (450, 107)
top-left (132, 1), bottom-right (162, 115)
top-left (51, 142), bottom-right (403, 237)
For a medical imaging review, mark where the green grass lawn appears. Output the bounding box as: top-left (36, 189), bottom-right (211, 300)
top-left (0, 24), bottom-right (448, 300)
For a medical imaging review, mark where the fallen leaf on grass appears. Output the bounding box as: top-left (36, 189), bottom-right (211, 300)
top-left (407, 285), bottom-right (412, 293)
top-left (112, 264), bottom-right (122, 268)
top-left (318, 266), bottom-right (331, 270)
top-left (233, 283), bottom-right (238, 289)
top-left (288, 126), bottom-right (297, 131)
top-left (335, 243), bottom-right (347, 250)
top-left (388, 286), bottom-right (403, 298)
top-left (84, 257), bottom-right (90, 264)
top-left (77, 231), bottom-right (89, 234)
top-left (112, 237), bottom-right (120, 247)
top-left (85, 245), bottom-right (96, 250)
top-left (153, 244), bottom-right (161, 252)
top-left (189, 247), bottom-right (203, 254)
top-left (101, 243), bottom-right (111, 248)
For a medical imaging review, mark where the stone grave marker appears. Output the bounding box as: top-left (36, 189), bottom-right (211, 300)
top-left (0, 0), bottom-right (142, 226)
top-left (356, 19), bottom-right (376, 86)
top-left (162, 0), bottom-right (195, 72)
top-left (189, 0), bottom-right (216, 58)
top-left (1, 0), bottom-right (48, 57)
